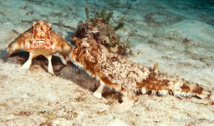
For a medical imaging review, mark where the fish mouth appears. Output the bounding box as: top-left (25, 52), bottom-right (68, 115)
top-left (36, 39), bottom-right (47, 42)
top-left (33, 39), bottom-right (47, 44)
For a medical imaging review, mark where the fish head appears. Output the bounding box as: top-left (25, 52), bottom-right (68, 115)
top-left (72, 36), bottom-right (100, 71)
top-left (32, 20), bottom-right (52, 44)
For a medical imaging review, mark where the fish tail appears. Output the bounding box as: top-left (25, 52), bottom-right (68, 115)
top-left (138, 68), bottom-right (213, 104)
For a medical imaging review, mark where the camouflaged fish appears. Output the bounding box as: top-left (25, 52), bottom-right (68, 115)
top-left (8, 20), bottom-right (73, 74)
top-left (71, 36), bottom-right (214, 106)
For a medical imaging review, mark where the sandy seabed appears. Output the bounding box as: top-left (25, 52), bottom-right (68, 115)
top-left (0, 0), bottom-right (214, 125)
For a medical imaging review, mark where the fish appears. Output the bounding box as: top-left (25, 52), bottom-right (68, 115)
top-left (71, 36), bottom-right (214, 109)
top-left (8, 20), bottom-right (73, 74)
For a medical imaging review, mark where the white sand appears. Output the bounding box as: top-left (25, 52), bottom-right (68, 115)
top-left (0, 0), bottom-right (214, 125)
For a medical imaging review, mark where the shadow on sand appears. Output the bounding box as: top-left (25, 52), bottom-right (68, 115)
top-left (0, 49), bottom-right (123, 102)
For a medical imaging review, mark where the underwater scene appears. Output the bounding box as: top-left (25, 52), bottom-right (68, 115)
top-left (0, 0), bottom-right (214, 125)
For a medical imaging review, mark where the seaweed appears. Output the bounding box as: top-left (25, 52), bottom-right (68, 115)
top-left (84, 8), bottom-right (125, 30)
top-left (109, 41), bottom-right (120, 47)
top-left (85, 7), bottom-right (89, 20)
top-left (94, 9), bottom-right (113, 24)
top-left (84, 8), bottom-right (114, 24)
top-left (74, 8), bottom-right (132, 56)
top-left (114, 22), bottom-right (124, 31)
top-left (123, 37), bottom-right (133, 49)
